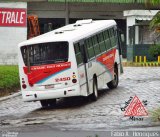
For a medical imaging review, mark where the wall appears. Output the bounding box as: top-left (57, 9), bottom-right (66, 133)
top-left (0, 2), bottom-right (27, 65)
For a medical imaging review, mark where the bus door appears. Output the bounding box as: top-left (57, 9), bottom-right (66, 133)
top-left (117, 29), bottom-right (124, 74)
top-left (79, 40), bottom-right (90, 95)
top-left (79, 39), bottom-right (99, 95)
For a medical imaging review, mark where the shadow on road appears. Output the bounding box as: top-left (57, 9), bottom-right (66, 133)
top-left (31, 87), bottom-right (114, 112)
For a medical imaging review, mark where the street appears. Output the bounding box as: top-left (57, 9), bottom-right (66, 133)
top-left (0, 67), bottom-right (160, 136)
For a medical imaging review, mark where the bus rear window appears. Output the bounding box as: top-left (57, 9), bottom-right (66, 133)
top-left (21, 42), bottom-right (69, 66)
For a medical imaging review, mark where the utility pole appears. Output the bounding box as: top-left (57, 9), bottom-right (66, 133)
top-left (65, 1), bottom-right (69, 25)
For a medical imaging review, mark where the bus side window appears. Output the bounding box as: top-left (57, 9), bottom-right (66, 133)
top-left (21, 46), bottom-right (27, 66)
top-left (109, 28), bottom-right (117, 48)
top-left (74, 43), bottom-right (83, 65)
top-left (114, 28), bottom-right (118, 47)
top-left (103, 30), bottom-right (111, 50)
top-left (85, 38), bottom-right (95, 59)
top-left (92, 35), bottom-right (101, 56)
top-left (97, 32), bottom-right (106, 53)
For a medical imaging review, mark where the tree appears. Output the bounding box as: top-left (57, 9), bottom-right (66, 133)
top-left (146, 0), bottom-right (160, 32)
top-left (146, 0), bottom-right (160, 5)
top-left (150, 12), bottom-right (160, 32)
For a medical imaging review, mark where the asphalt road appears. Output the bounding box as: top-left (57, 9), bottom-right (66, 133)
top-left (0, 67), bottom-right (160, 137)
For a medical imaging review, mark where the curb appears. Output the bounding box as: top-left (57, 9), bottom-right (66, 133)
top-left (122, 62), bottom-right (160, 67)
top-left (0, 91), bottom-right (21, 102)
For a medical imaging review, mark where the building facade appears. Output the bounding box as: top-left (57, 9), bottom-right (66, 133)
top-left (0, 0), bottom-right (159, 64)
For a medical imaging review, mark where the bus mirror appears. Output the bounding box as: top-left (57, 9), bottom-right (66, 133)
top-left (121, 34), bottom-right (125, 42)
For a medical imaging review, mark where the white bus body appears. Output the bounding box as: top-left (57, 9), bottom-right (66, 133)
top-left (18, 20), bottom-right (123, 107)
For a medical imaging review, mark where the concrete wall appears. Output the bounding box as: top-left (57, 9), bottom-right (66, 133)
top-left (28, 2), bottom-right (146, 19)
top-left (0, 2), bottom-right (27, 65)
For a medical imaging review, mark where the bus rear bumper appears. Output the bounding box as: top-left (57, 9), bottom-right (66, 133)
top-left (22, 84), bottom-right (81, 102)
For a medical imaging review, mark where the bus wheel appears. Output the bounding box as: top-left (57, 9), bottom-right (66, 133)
top-left (107, 67), bottom-right (118, 89)
top-left (40, 100), bottom-right (48, 108)
top-left (48, 99), bottom-right (56, 108)
top-left (90, 78), bottom-right (98, 101)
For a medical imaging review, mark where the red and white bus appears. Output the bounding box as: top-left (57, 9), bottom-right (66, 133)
top-left (18, 19), bottom-right (123, 107)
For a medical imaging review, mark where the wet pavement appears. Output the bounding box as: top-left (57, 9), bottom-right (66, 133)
top-left (0, 67), bottom-right (160, 134)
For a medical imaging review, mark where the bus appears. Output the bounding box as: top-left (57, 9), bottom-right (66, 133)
top-left (18, 19), bottom-right (123, 108)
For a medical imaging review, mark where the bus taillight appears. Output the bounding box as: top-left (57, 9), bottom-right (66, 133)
top-left (22, 78), bottom-right (27, 89)
top-left (72, 72), bottom-right (77, 83)
top-left (22, 84), bottom-right (27, 89)
top-left (29, 83), bottom-right (33, 87)
top-left (72, 79), bottom-right (77, 83)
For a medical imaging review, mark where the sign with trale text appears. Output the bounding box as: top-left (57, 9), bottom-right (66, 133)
top-left (0, 8), bottom-right (27, 27)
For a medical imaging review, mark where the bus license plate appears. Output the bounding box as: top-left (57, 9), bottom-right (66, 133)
top-left (45, 85), bottom-right (54, 89)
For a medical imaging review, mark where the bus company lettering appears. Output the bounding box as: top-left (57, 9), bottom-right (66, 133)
top-left (0, 8), bottom-right (26, 27)
top-left (96, 48), bottom-right (116, 71)
top-left (31, 62), bottom-right (71, 71)
top-left (102, 53), bottom-right (114, 62)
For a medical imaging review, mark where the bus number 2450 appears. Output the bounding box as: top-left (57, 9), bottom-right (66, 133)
top-left (55, 77), bottom-right (70, 82)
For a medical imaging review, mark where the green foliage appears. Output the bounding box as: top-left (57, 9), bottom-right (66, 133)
top-left (151, 0), bottom-right (160, 5)
top-left (150, 108), bottom-right (160, 122)
top-left (148, 44), bottom-right (160, 60)
top-left (146, 0), bottom-right (160, 5)
top-left (150, 11), bottom-right (160, 29)
top-left (0, 65), bottom-right (20, 89)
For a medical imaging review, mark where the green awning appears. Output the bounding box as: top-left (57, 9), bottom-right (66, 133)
top-left (48, 0), bottom-right (145, 3)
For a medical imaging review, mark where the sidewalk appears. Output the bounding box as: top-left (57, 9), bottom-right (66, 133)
top-left (0, 91), bottom-right (21, 102)
top-left (122, 58), bottom-right (160, 67)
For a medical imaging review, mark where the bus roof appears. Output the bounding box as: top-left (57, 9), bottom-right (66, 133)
top-left (18, 20), bottom-right (116, 47)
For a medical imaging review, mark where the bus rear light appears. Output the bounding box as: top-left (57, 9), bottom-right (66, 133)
top-left (72, 79), bottom-right (77, 83)
top-left (29, 83), bottom-right (33, 87)
top-left (72, 75), bottom-right (76, 79)
top-left (22, 84), bottom-right (27, 89)
top-left (26, 94), bottom-right (32, 97)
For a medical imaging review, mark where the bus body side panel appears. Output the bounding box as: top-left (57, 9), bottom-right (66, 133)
top-left (77, 64), bottom-right (89, 96)
top-left (83, 48), bottom-right (119, 94)
top-left (87, 59), bottom-right (105, 93)
top-left (70, 42), bottom-right (89, 96)
top-left (96, 48), bottom-right (117, 88)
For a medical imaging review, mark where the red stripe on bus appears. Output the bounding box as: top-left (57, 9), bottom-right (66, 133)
top-left (96, 48), bottom-right (116, 72)
top-left (23, 62), bottom-right (71, 85)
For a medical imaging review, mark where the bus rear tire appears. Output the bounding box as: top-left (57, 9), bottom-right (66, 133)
top-left (107, 67), bottom-right (118, 89)
top-left (90, 78), bottom-right (98, 101)
top-left (40, 99), bottom-right (56, 108)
